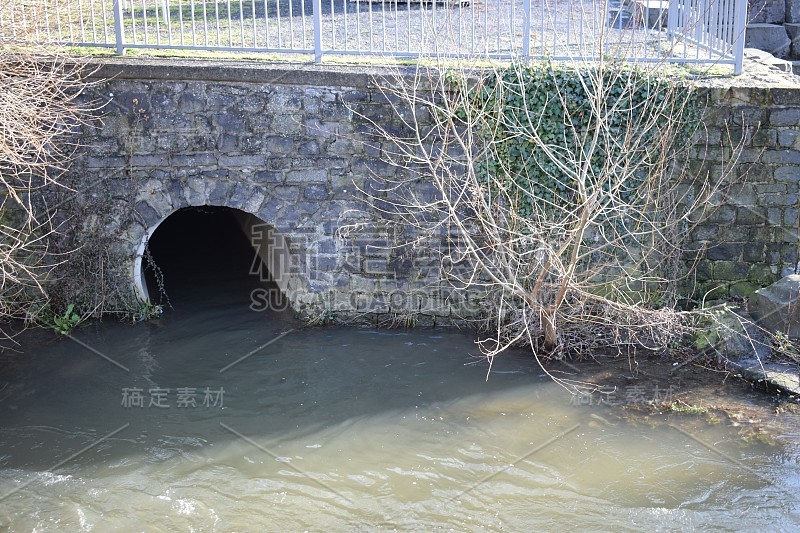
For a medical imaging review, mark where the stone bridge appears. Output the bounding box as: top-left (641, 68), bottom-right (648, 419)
top-left (67, 58), bottom-right (800, 322)
top-left (70, 59), bottom-right (470, 324)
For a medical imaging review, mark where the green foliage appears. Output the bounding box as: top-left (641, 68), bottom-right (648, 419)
top-left (132, 301), bottom-right (164, 322)
top-left (50, 303), bottom-right (81, 335)
top-left (771, 331), bottom-right (800, 364)
top-left (462, 62), bottom-right (700, 219)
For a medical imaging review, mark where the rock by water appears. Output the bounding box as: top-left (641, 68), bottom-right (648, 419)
top-left (748, 274), bottom-right (800, 338)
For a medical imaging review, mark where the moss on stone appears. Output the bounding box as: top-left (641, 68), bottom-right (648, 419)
top-left (729, 281), bottom-right (761, 297)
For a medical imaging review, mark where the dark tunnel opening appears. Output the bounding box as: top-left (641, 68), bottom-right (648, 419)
top-left (142, 206), bottom-right (288, 313)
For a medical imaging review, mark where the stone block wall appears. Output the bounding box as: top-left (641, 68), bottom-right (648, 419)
top-left (70, 60), bottom-right (480, 325)
top-left (65, 59), bottom-right (800, 322)
top-left (686, 85), bottom-right (800, 299)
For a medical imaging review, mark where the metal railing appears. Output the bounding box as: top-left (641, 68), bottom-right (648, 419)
top-left (1, 0), bottom-right (747, 72)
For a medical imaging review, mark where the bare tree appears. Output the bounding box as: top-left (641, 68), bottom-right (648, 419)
top-left (0, 42), bottom-right (93, 342)
top-left (358, 58), bottom-right (742, 391)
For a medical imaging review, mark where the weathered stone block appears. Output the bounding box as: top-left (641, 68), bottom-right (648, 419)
top-left (212, 113), bottom-right (246, 131)
top-left (322, 102), bottom-right (352, 121)
top-left (273, 185), bottom-right (300, 200)
top-left (770, 107), bottom-right (800, 125)
top-left (755, 183), bottom-right (787, 194)
top-left (746, 24), bottom-right (792, 57)
top-left (774, 226), bottom-right (800, 242)
top-left (237, 94), bottom-right (266, 114)
top-left (265, 92), bottom-right (302, 114)
top-left (219, 155), bottom-right (265, 167)
top-left (156, 134), bottom-right (190, 152)
top-left (253, 170), bottom-right (283, 183)
top-left (129, 134), bottom-right (159, 154)
top-left (767, 243), bottom-right (799, 263)
top-left (286, 169), bottom-right (328, 183)
top-left (328, 139), bottom-right (363, 157)
top-left (112, 91), bottom-right (152, 114)
top-left (205, 92), bottom-right (235, 112)
top-left (130, 154), bottom-right (170, 167)
top-left (778, 128), bottom-right (800, 147)
top-left (265, 136), bottom-right (294, 155)
top-left (752, 128), bottom-right (778, 146)
top-left (748, 0), bottom-right (786, 23)
top-left (749, 274), bottom-right (800, 337)
top-left (775, 165), bottom-right (800, 181)
top-left (762, 193), bottom-right (799, 206)
top-left (737, 206), bottom-right (768, 224)
top-left (178, 92), bottom-right (205, 114)
top-left (789, 23), bottom-right (800, 58)
top-left (730, 280), bottom-right (762, 297)
top-left (86, 156), bottom-right (124, 169)
top-left (208, 181), bottom-right (231, 205)
top-left (270, 115), bottom-right (304, 135)
top-left (729, 106), bottom-right (769, 127)
top-left (691, 224), bottom-right (720, 240)
top-left (183, 177), bottom-right (207, 205)
top-left (238, 135), bottom-right (264, 153)
top-left (303, 184), bottom-right (329, 200)
top-left (787, 0), bottom-right (800, 23)
top-left (768, 207), bottom-right (784, 225)
top-left (298, 141), bottom-right (320, 156)
top-left (229, 182), bottom-right (265, 213)
top-left (725, 184), bottom-right (758, 206)
top-left (773, 87), bottom-right (800, 106)
top-left (341, 90), bottom-right (371, 103)
top-left (305, 118), bottom-right (337, 139)
top-left (708, 205), bottom-right (736, 223)
top-left (743, 243), bottom-right (767, 262)
top-left (167, 179), bottom-right (188, 210)
top-left (246, 114), bottom-right (273, 132)
top-left (172, 153), bottom-right (217, 167)
top-left (314, 255), bottom-right (339, 272)
top-left (258, 199), bottom-right (281, 221)
top-left (762, 149), bottom-right (800, 164)
top-left (713, 259), bottom-right (749, 279)
top-left (218, 168), bottom-right (242, 181)
top-left (719, 226), bottom-right (751, 241)
top-left (695, 260), bottom-right (714, 280)
top-left (749, 263), bottom-right (779, 285)
top-left (750, 226), bottom-right (774, 242)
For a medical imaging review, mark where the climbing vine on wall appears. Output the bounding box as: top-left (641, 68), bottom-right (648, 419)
top-left (462, 62), bottom-right (701, 220)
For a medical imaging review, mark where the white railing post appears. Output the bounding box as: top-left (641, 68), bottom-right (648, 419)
top-left (113, 0), bottom-right (126, 55)
top-left (161, 0), bottom-right (170, 26)
top-left (313, 0), bottom-right (323, 63)
top-left (522, 0), bottom-right (531, 59)
top-left (731, 0), bottom-right (747, 74)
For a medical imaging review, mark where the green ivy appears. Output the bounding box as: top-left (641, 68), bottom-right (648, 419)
top-left (461, 62), bottom-right (700, 220)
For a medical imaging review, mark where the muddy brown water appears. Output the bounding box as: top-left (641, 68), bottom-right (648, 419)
top-left (1, 258), bottom-right (799, 528)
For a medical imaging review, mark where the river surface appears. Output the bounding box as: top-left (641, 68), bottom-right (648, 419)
top-left (1, 250), bottom-right (800, 529)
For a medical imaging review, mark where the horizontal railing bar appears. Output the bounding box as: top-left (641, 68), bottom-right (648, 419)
top-left (119, 43), bottom-right (316, 53)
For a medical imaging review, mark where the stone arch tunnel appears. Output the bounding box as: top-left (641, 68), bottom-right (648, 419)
top-left (70, 60), bottom-right (469, 323)
top-left (136, 205), bottom-right (292, 311)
